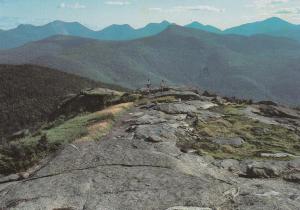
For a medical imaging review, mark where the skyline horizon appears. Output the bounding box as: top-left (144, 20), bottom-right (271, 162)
top-left (0, 16), bottom-right (298, 32)
top-left (1, 0), bottom-right (300, 31)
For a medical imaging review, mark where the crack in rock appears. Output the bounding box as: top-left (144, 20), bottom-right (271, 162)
top-left (4, 196), bottom-right (49, 208)
top-left (24, 163), bottom-right (173, 183)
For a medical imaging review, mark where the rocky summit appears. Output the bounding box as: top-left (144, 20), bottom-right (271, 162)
top-left (0, 87), bottom-right (299, 210)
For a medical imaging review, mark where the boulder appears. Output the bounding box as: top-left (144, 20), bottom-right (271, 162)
top-left (185, 100), bottom-right (217, 110)
top-left (255, 104), bottom-right (300, 119)
top-left (129, 114), bottom-right (167, 125)
top-left (260, 153), bottom-right (296, 158)
top-left (134, 123), bottom-right (179, 142)
top-left (137, 87), bottom-right (169, 95)
top-left (197, 110), bottom-right (223, 122)
top-left (256, 101), bottom-right (278, 106)
top-left (202, 91), bottom-right (217, 97)
top-left (212, 96), bottom-right (227, 105)
top-left (223, 96), bottom-right (252, 105)
top-left (152, 90), bottom-right (201, 101)
top-left (242, 106), bottom-right (279, 125)
top-left (212, 137), bottom-right (245, 147)
top-left (156, 103), bottom-right (198, 115)
top-left (218, 159), bottom-right (241, 173)
top-left (244, 161), bottom-right (285, 178)
top-left (284, 173), bottom-right (300, 183)
top-left (50, 88), bottom-right (123, 119)
top-left (287, 159), bottom-right (300, 169)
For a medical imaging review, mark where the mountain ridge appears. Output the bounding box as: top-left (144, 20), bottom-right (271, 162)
top-left (0, 20), bottom-right (172, 49)
top-left (1, 25), bottom-right (299, 105)
top-left (2, 17), bottom-right (300, 49)
top-left (224, 17), bottom-right (300, 41)
top-left (185, 21), bottom-right (222, 33)
top-left (0, 64), bottom-right (125, 140)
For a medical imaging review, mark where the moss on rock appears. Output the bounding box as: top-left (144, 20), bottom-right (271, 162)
top-left (193, 104), bottom-right (300, 160)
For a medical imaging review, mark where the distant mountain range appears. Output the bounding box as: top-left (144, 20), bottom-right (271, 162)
top-left (0, 20), bottom-right (172, 49)
top-left (0, 17), bottom-right (300, 49)
top-left (97, 21), bottom-right (171, 40)
top-left (223, 17), bottom-right (300, 42)
top-left (1, 25), bottom-right (299, 105)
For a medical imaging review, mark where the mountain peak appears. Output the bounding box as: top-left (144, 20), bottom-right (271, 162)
top-left (49, 20), bottom-right (67, 24)
top-left (185, 21), bottom-right (221, 33)
top-left (224, 17), bottom-right (298, 36)
top-left (186, 21), bottom-right (204, 27)
top-left (143, 21), bottom-right (171, 28)
top-left (47, 20), bottom-right (84, 27)
top-left (16, 24), bottom-right (35, 29)
top-left (108, 24), bottom-right (134, 30)
top-left (265, 17), bottom-right (285, 22)
top-left (160, 20), bottom-right (170, 25)
top-left (262, 17), bottom-right (291, 25)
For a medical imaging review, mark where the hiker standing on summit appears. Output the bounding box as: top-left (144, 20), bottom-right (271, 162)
top-left (160, 79), bottom-right (166, 92)
top-left (146, 79), bottom-right (151, 94)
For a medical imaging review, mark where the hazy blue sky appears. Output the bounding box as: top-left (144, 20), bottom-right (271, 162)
top-left (1, 0), bottom-right (300, 30)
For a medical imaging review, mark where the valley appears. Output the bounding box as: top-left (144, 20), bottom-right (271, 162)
top-left (0, 25), bottom-right (300, 105)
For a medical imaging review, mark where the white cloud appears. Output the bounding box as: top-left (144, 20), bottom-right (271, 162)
top-left (174, 5), bottom-right (225, 13)
top-left (275, 7), bottom-right (300, 14)
top-left (250, 0), bottom-right (289, 8)
top-left (148, 5), bottom-right (225, 13)
top-left (105, 1), bottom-right (131, 6)
top-left (269, 0), bottom-right (289, 3)
top-left (59, 2), bottom-right (86, 9)
top-left (148, 7), bottom-right (163, 12)
top-left (245, 0), bottom-right (295, 20)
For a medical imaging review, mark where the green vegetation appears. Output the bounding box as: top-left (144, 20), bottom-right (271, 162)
top-left (2, 25), bottom-right (300, 105)
top-left (0, 103), bottom-right (132, 175)
top-left (45, 112), bottom-right (114, 144)
top-left (119, 93), bottom-right (142, 103)
top-left (136, 96), bottom-right (177, 106)
top-left (0, 64), bottom-right (126, 139)
top-left (192, 105), bottom-right (300, 160)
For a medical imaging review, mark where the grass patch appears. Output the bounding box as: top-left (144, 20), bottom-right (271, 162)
top-left (0, 102), bottom-right (133, 175)
top-left (210, 104), bottom-right (246, 116)
top-left (136, 96), bottom-right (177, 106)
top-left (192, 105), bottom-right (300, 160)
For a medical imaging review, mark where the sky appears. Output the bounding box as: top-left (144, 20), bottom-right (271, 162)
top-left (0, 0), bottom-right (300, 30)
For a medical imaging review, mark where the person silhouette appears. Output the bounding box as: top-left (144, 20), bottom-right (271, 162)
top-left (146, 79), bottom-right (151, 88)
top-left (146, 79), bottom-right (151, 93)
top-left (160, 79), bottom-right (166, 92)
